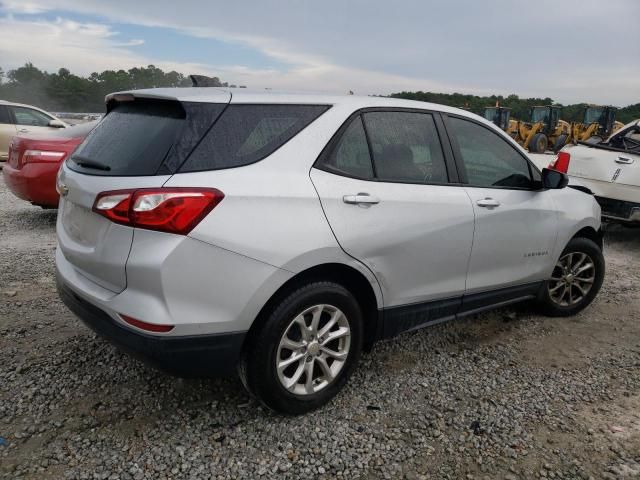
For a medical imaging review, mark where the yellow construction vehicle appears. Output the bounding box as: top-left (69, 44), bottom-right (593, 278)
top-left (571, 105), bottom-right (624, 144)
top-left (513, 105), bottom-right (571, 153)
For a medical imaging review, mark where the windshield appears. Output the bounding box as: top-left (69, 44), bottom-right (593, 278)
top-left (584, 108), bottom-right (604, 125)
top-left (530, 108), bottom-right (549, 124)
top-left (483, 108), bottom-right (497, 122)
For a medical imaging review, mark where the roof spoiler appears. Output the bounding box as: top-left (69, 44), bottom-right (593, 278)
top-left (190, 75), bottom-right (220, 87)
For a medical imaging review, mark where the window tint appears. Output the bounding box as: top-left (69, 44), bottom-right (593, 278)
top-left (11, 106), bottom-right (52, 127)
top-left (363, 111), bottom-right (447, 184)
top-left (320, 115), bottom-right (373, 179)
top-left (0, 106), bottom-right (11, 124)
top-left (180, 104), bottom-right (329, 172)
top-left (448, 117), bottom-right (533, 189)
top-left (69, 100), bottom-right (185, 176)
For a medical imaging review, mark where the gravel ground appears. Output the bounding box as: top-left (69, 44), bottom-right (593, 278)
top-left (1, 180), bottom-right (639, 480)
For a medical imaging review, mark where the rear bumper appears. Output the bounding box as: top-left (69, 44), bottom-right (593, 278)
top-left (57, 276), bottom-right (245, 377)
top-left (596, 196), bottom-right (640, 224)
top-left (2, 162), bottom-right (60, 207)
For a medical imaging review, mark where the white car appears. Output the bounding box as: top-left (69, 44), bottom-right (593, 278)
top-left (561, 120), bottom-right (640, 225)
top-left (0, 100), bottom-right (68, 163)
top-left (56, 89), bottom-right (605, 413)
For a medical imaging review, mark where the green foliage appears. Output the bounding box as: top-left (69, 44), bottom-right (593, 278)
top-left (391, 91), bottom-right (639, 124)
top-left (0, 63), bottom-right (231, 112)
top-left (0, 62), bottom-right (637, 122)
top-left (619, 103), bottom-right (640, 124)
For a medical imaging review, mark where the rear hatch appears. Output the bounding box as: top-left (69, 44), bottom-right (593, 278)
top-left (57, 90), bottom-right (231, 293)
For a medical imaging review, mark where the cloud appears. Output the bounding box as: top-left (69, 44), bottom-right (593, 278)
top-left (1, 0), bottom-right (639, 104)
top-left (0, 1), bottom-right (50, 14)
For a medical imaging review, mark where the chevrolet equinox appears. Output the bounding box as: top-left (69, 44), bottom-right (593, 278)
top-left (56, 89), bottom-right (605, 414)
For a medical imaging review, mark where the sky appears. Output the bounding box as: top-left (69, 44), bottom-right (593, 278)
top-left (0, 0), bottom-right (638, 105)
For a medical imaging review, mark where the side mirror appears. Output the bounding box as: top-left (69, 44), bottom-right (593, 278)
top-left (542, 167), bottom-right (569, 189)
top-left (48, 119), bottom-right (66, 128)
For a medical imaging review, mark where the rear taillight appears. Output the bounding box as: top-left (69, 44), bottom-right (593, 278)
top-left (93, 188), bottom-right (224, 235)
top-left (22, 150), bottom-right (66, 166)
top-left (549, 151), bottom-right (571, 174)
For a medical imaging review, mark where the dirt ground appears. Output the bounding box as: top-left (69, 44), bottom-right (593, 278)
top-left (1, 178), bottom-right (639, 479)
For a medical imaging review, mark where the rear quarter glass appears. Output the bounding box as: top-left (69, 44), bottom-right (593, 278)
top-left (67, 99), bottom-right (225, 176)
top-left (178, 104), bottom-right (330, 172)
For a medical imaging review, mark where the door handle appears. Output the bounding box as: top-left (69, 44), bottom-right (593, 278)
top-left (18, 128), bottom-right (29, 133)
top-left (343, 193), bottom-right (380, 205)
top-left (476, 197), bottom-right (501, 208)
top-left (616, 156), bottom-right (634, 164)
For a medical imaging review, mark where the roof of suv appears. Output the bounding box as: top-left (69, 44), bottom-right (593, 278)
top-left (106, 87), bottom-right (474, 118)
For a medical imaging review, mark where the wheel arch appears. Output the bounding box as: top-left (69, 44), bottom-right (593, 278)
top-left (571, 225), bottom-right (603, 250)
top-left (243, 262), bottom-right (382, 353)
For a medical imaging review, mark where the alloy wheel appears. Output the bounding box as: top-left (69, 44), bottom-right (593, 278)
top-left (548, 252), bottom-right (596, 306)
top-left (276, 304), bottom-right (351, 395)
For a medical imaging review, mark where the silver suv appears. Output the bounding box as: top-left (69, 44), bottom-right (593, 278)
top-left (56, 89), bottom-right (605, 414)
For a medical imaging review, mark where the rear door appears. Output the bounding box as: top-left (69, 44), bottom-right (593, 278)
top-left (445, 114), bottom-right (558, 296)
top-left (57, 93), bottom-right (230, 293)
top-left (0, 106), bottom-right (16, 161)
top-left (311, 109), bottom-right (475, 314)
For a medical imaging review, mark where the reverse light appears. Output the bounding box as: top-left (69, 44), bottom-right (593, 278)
top-left (120, 314), bottom-right (174, 333)
top-left (92, 188), bottom-right (224, 235)
top-left (548, 151), bottom-right (571, 174)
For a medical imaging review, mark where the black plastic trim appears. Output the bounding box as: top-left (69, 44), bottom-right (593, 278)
top-left (57, 276), bottom-right (245, 377)
top-left (381, 282), bottom-right (543, 339)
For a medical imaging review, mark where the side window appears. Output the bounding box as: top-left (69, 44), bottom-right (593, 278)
top-left (319, 115), bottom-right (373, 179)
top-left (11, 107), bottom-right (52, 127)
top-left (363, 111), bottom-right (448, 184)
top-left (180, 104), bottom-right (329, 172)
top-left (448, 116), bottom-right (533, 189)
top-left (0, 106), bottom-right (11, 124)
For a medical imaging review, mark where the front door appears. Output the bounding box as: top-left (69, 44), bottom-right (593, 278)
top-left (0, 106), bottom-right (17, 161)
top-left (311, 110), bottom-right (475, 313)
top-left (445, 115), bottom-right (559, 296)
top-left (9, 105), bottom-right (59, 136)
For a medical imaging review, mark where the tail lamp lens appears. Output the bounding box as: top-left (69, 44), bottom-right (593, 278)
top-left (92, 188), bottom-right (224, 235)
top-left (23, 150), bottom-right (66, 165)
top-left (549, 151), bottom-right (571, 174)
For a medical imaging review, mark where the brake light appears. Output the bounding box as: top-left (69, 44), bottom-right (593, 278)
top-left (93, 188), bottom-right (224, 235)
top-left (549, 151), bottom-right (571, 174)
top-left (22, 150), bottom-right (66, 165)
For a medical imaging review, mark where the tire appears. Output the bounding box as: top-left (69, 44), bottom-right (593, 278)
top-left (528, 133), bottom-right (548, 153)
top-left (553, 134), bottom-right (568, 153)
top-left (537, 237), bottom-right (605, 317)
top-left (240, 282), bottom-right (363, 414)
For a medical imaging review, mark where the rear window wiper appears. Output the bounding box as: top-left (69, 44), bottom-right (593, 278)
top-left (72, 156), bottom-right (111, 171)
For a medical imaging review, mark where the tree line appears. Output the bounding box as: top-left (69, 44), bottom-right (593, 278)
top-left (0, 63), bottom-right (638, 123)
top-left (0, 63), bottom-right (240, 112)
top-left (390, 91), bottom-right (640, 124)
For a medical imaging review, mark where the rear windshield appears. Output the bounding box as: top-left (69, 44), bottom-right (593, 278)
top-left (68, 100), bottom-right (187, 176)
top-left (67, 101), bottom-right (328, 176)
top-left (178, 104), bottom-right (330, 172)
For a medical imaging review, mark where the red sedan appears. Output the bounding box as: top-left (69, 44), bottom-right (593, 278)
top-left (3, 121), bottom-right (97, 208)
